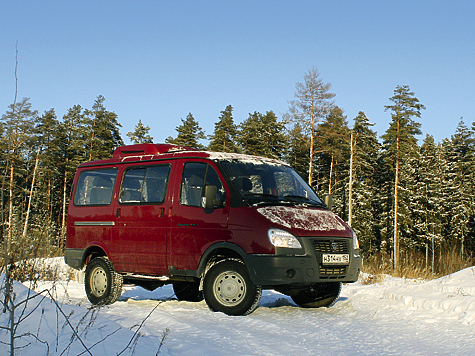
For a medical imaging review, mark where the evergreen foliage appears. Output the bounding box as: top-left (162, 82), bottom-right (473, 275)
top-left (1, 78), bottom-right (475, 272)
top-left (84, 95), bottom-right (124, 161)
top-left (126, 119), bottom-right (154, 144)
top-left (285, 123), bottom-right (309, 180)
top-left (238, 111), bottom-right (287, 159)
top-left (381, 85), bottom-right (425, 268)
top-left (166, 113), bottom-right (206, 149)
top-left (348, 112), bottom-right (381, 254)
top-left (208, 105), bottom-right (239, 153)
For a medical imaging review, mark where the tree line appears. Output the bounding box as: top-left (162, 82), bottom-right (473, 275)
top-left (2, 68), bottom-right (474, 272)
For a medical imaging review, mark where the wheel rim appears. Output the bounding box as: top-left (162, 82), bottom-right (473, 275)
top-left (213, 270), bottom-right (246, 307)
top-left (90, 266), bottom-right (108, 297)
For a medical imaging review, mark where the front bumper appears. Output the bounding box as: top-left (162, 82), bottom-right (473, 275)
top-left (245, 237), bottom-right (362, 287)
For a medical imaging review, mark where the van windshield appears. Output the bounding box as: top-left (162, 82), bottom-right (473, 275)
top-left (220, 160), bottom-right (325, 207)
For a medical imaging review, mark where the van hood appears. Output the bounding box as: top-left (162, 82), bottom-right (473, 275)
top-left (256, 205), bottom-right (351, 237)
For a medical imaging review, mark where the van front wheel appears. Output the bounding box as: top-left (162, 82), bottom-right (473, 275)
top-left (203, 259), bottom-right (261, 316)
top-left (85, 257), bottom-right (123, 305)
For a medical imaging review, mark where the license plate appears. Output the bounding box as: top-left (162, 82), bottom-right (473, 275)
top-left (322, 254), bottom-right (350, 265)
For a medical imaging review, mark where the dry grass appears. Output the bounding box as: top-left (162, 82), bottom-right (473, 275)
top-left (361, 249), bottom-right (474, 283)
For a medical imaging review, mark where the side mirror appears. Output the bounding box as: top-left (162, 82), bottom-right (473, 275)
top-left (202, 185), bottom-right (218, 209)
top-left (324, 194), bottom-right (333, 210)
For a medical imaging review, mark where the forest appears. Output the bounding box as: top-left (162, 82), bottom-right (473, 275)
top-left (1, 68), bottom-right (474, 278)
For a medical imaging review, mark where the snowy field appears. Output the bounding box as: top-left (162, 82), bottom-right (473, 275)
top-left (1, 258), bottom-right (474, 355)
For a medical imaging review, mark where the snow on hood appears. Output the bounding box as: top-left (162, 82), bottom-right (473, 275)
top-left (257, 206), bottom-right (347, 231)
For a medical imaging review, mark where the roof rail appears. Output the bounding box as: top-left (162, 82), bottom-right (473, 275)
top-left (112, 143), bottom-right (196, 158)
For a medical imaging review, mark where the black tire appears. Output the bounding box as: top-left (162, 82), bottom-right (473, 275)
top-left (203, 259), bottom-right (262, 316)
top-left (85, 257), bottom-right (123, 305)
top-left (291, 282), bottom-right (342, 308)
top-left (173, 281), bottom-right (204, 302)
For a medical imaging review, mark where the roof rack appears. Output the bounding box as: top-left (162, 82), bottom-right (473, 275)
top-left (112, 143), bottom-right (196, 158)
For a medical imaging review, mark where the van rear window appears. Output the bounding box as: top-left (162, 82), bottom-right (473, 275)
top-left (119, 165), bottom-right (171, 204)
top-left (74, 169), bottom-right (117, 206)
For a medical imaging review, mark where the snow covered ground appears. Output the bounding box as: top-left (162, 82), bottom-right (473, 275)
top-left (1, 259), bottom-right (474, 355)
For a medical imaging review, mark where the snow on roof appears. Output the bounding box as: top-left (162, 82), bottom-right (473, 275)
top-left (205, 151), bottom-right (289, 166)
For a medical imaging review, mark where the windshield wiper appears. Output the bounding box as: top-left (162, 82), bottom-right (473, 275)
top-left (242, 193), bottom-right (292, 207)
top-left (243, 193), bottom-right (279, 198)
top-left (282, 195), bottom-right (327, 207)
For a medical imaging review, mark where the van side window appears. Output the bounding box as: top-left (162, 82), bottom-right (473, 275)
top-left (205, 165), bottom-right (226, 204)
top-left (74, 169), bottom-right (117, 206)
top-left (120, 165), bottom-right (170, 204)
top-left (180, 163), bottom-right (225, 207)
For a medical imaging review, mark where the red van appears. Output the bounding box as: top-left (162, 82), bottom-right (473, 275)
top-left (65, 143), bottom-right (361, 316)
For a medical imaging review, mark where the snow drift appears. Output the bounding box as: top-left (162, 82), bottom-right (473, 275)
top-left (1, 259), bottom-right (474, 355)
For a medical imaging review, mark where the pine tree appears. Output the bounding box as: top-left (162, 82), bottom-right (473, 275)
top-left (238, 111), bottom-right (287, 159)
top-left (57, 105), bottom-right (89, 238)
top-left (166, 113), bottom-right (206, 149)
top-left (34, 109), bottom-right (60, 228)
top-left (285, 123), bottom-right (310, 180)
top-left (238, 112), bottom-right (261, 156)
top-left (444, 120), bottom-right (475, 256)
top-left (381, 85), bottom-right (425, 269)
top-left (126, 119), bottom-right (153, 144)
top-left (84, 95), bottom-right (124, 161)
top-left (208, 105), bottom-right (239, 153)
top-left (348, 112), bottom-right (381, 255)
top-left (286, 67), bottom-right (335, 185)
top-left (413, 135), bottom-right (445, 270)
top-left (314, 106), bottom-right (350, 195)
top-left (260, 111), bottom-right (287, 159)
top-left (1, 97), bottom-right (37, 247)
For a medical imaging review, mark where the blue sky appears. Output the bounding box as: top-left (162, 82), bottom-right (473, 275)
top-left (1, 1), bottom-right (474, 145)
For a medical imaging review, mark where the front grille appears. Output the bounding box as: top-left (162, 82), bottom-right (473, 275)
top-left (320, 266), bottom-right (347, 276)
top-left (313, 239), bottom-right (349, 253)
top-left (312, 239), bottom-right (350, 279)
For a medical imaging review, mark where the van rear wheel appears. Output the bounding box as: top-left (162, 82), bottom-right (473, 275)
top-left (291, 282), bottom-right (342, 308)
top-left (85, 257), bottom-right (123, 305)
top-left (203, 259), bottom-right (261, 316)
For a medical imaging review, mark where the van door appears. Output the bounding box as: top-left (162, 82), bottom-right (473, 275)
top-left (110, 164), bottom-right (171, 275)
top-left (68, 168), bottom-right (117, 253)
top-left (168, 161), bottom-right (229, 272)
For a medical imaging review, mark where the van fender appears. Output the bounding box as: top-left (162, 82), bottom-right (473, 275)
top-left (81, 241), bottom-right (110, 268)
top-left (196, 242), bottom-right (260, 284)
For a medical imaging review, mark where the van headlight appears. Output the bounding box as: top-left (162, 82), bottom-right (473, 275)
top-left (268, 228), bottom-right (302, 249)
top-left (352, 230), bottom-right (360, 250)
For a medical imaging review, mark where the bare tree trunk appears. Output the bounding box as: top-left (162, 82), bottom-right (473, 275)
top-left (425, 242), bottom-right (429, 270)
top-left (61, 171), bottom-right (68, 244)
top-left (431, 236), bottom-right (435, 273)
top-left (393, 121), bottom-right (400, 270)
top-left (308, 106), bottom-right (315, 186)
top-left (348, 132), bottom-right (354, 226)
top-left (8, 164), bottom-right (14, 247)
top-left (328, 155), bottom-right (334, 195)
top-left (23, 148), bottom-right (40, 238)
